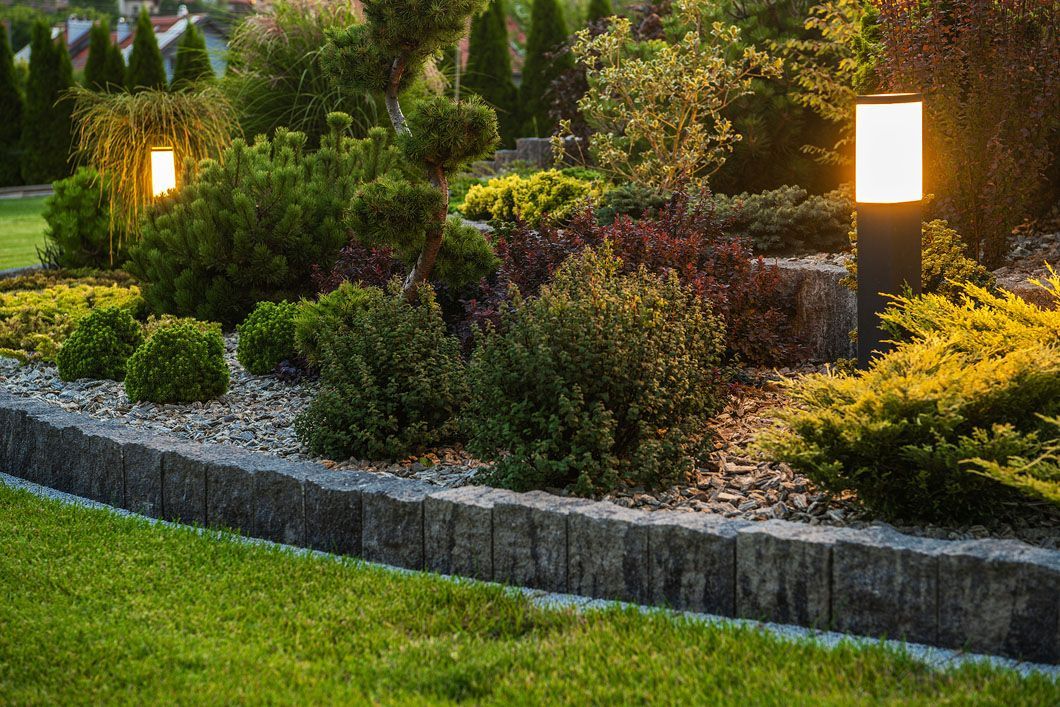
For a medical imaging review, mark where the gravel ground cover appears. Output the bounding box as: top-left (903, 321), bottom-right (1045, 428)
top-left (2, 332), bottom-right (1057, 549)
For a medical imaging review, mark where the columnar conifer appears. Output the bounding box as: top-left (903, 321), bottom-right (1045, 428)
top-left (20, 21), bottom-right (74, 184)
top-left (83, 20), bottom-right (111, 90)
top-left (520, 0), bottom-right (572, 136)
top-left (465, 0), bottom-right (519, 146)
top-left (126, 8), bottom-right (166, 91)
top-left (587, 0), bottom-right (613, 23)
top-left (171, 21), bottom-right (213, 88)
top-left (0, 26), bottom-right (24, 186)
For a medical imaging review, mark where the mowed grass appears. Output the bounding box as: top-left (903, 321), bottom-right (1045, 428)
top-left (0, 485), bottom-right (1055, 705)
top-left (0, 196), bottom-right (48, 270)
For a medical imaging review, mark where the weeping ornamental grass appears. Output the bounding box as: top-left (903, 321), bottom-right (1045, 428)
top-left (68, 85), bottom-right (238, 254)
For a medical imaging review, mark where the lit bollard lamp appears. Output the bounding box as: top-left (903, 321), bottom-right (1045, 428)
top-left (150, 146), bottom-right (177, 197)
top-left (855, 93), bottom-right (923, 368)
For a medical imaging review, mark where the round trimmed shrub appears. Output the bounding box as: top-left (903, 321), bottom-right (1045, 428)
top-left (56, 307), bottom-right (143, 381)
top-left (237, 300), bottom-right (298, 375)
top-left (294, 283), bottom-right (467, 460)
top-left (466, 246), bottom-right (728, 496)
top-left (294, 283), bottom-right (373, 368)
top-left (125, 322), bottom-right (229, 403)
top-left (39, 166), bottom-right (124, 270)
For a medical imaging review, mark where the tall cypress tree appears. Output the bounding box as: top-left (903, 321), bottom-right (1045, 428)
top-left (83, 20), bottom-right (111, 90)
top-left (520, 0), bottom-right (571, 136)
top-left (0, 27), bottom-right (24, 186)
top-left (171, 21), bottom-right (213, 88)
top-left (20, 21), bottom-right (74, 184)
top-left (587, 0), bottom-right (613, 23)
top-left (103, 42), bottom-right (126, 90)
top-left (126, 8), bottom-right (166, 91)
top-left (465, 0), bottom-right (519, 146)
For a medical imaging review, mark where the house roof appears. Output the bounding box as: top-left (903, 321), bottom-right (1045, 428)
top-left (67, 13), bottom-right (212, 71)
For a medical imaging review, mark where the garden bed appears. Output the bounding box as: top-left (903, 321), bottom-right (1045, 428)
top-left (3, 332), bottom-right (1057, 550)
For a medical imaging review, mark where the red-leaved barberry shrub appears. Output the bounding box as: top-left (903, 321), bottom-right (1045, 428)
top-left (461, 197), bottom-right (798, 365)
top-left (873, 0), bottom-right (1060, 267)
top-left (311, 238), bottom-right (405, 294)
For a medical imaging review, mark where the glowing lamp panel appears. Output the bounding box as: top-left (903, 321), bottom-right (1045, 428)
top-left (855, 101), bottom-right (922, 204)
top-left (151, 148), bottom-right (177, 197)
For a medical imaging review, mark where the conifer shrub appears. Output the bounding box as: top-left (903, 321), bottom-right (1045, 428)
top-left (520, 0), bottom-right (572, 136)
top-left (761, 274), bottom-right (1060, 522)
top-left (595, 183), bottom-right (673, 225)
top-left (125, 321), bottom-right (229, 403)
top-left (464, 0), bottom-right (519, 146)
top-left (460, 169), bottom-right (602, 224)
top-left (171, 21), bottom-right (213, 88)
top-left (236, 301), bottom-right (298, 375)
top-left (39, 167), bottom-right (123, 270)
top-left (21, 20), bottom-right (74, 184)
top-left (714, 185), bottom-right (852, 254)
top-left (295, 283), bottom-right (467, 460)
top-left (467, 247), bottom-right (728, 495)
top-left (56, 307), bottom-right (143, 382)
top-left (83, 20), bottom-right (113, 91)
top-left (0, 19), bottom-right (24, 187)
top-left (128, 115), bottom-right (392, 326)
top-left (294, 283), bottom-right (374, 367)
top-left (126, 8), bottom-right (166, 92)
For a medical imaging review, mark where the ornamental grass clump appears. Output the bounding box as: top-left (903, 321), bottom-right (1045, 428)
top-left (467, 246), bottom-right (728, 496)
top-left (295, 283), bottom-right (467, 460)
top-left (55, 307), bottom-right (143, 382)
top-left (761, 272), bottom-right (1060, 523)
top-left (125, 321), bottom-right (229, 403)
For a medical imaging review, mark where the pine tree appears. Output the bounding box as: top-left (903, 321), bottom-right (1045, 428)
top-left (587, 0), bottom-right (613, 23)
top-left (103, 42), bottom-right (126, 91)
top-left (323, 0), bottom-right (501, 297)
top-left (126, 8), bottom-right (166, 92)
top-left (171, 21), bottom-right (213, 88)
top-left (20, 21), bottom-right (74, 184)
top-left (465, 0), bottom-right (519, 146)
top-left (83, 20), bottom-right (111, 90)
top-left (520, 0), bottom-right (572, 136)
top-left (0, 27), bottom-right (24, 186)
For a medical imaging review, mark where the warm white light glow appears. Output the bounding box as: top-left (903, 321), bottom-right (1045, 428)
top-left (151, 147), bottom-right (176, 197)
top-left (855, 96), bottom-right (922, 203)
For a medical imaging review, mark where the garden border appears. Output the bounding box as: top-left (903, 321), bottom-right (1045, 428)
top-left (1, 391), bottom-right (1056, 664)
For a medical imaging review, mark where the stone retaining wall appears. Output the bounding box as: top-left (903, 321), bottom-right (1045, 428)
top-left (1, 392), bottom-right (1056, 663)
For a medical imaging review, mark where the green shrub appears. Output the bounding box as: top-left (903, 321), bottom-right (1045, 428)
top-left (467, 246), bottom-right (728, 496)
top-left (128, 116), bottom-right (399, 326)
top-left (294, 283), bottom-right (374, 368)
top-left (760, 275), bottom-right (1060, 522)
top-left (143, 314), bottom-right (222, 340)
top-left (0, 281), bottom-right (143, 361)
top-left (125, 322), bottom-right (229, 403)
top-left (713, 185), bottom-right (852, 254)
top-left (460, 169), bottom-right (602, 224)
top-left (843, 219), bottom-right (996, 300)
top-left (56, 307), bottom-right (143, 381)
top-left (39, 167), bottom-right (123, 270)
top-left (236, 300), bottom-right (298, 375)
top-left (295, 283), bottom-right (467, 460)
top-left (595, 183), bottom-right (673, 225)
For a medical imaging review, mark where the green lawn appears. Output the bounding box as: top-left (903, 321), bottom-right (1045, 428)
top-left (0, 196), bottom-right (47, 270)
top-left (0, 484), bottom-right (1055, 705)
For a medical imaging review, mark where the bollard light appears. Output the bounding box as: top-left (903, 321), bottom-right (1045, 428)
top-left (855, 93), bottom-right (923, 367)
top-left (150, 147), bottom-right (177, 197)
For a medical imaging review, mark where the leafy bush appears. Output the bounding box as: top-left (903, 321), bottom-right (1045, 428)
top-left (55, 307), bottom-right (143, 382)
top-left (39, 167), bottom-right (123, 270)
top-left (125, 322), bottom-right (229, 403)
top-left (555, 0), bottom-right (781, 191)
top-left (467, 247), bottom-right (728, 495)
top-left (294, 283), bottom-right (374, 367)
top-left (714, 185), bottom-right (852, 254)
top-left (761, 275), bottom-right (1060, 522)
top-left (295, 283), bottom-right (467, 460)
top-left (874, 0), bottom-right (1059, 267)
top-left (236, 301), bottom-right (298, 375)
top-left (128, 116), bottom-right (397, 326)
top-left (460, 169), bottom-right (602, 224)
top-left (0, 281), bottom-right (142, 361)
top-left (844, 219), bottom-right (996, 301)
top-left (142, 314), bottom-right (221, 340)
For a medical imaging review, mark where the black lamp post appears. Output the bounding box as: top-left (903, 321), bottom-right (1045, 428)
top-left (855, 93), bottom-right (924, 367)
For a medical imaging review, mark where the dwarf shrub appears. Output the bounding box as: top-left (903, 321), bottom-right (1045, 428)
top-left (56, 307), bottom-right (143, 381)
top-left (761, 274), bottom-right (1060, 522)
top-left (39, 167), bottom-right (123, 270)
top-left (461, 170), bottom-right (602, 224)
top-left (467, 247), bottom-right (728, 495)
top-left (237, 301), bottom-right (298, 375)
top-left (714, 185), bottom-right (852, 254)
top-left (595, 183), bottom-right (673, 225)
top-left (125, 321), bottom-right (229, 403)
top-left (295, 283), bottom-right (467, 460)
top-left (294, 283), bottom-right (374, 368)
